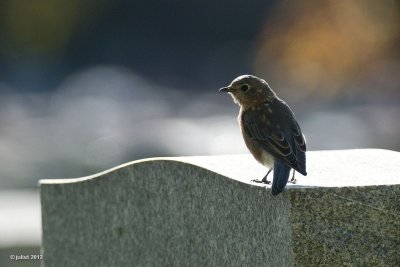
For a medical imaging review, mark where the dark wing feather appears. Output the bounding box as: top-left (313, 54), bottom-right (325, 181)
top-left (242, 98), bottom-right (307, 175)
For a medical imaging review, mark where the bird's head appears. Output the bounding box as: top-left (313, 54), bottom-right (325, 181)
top-left (219, 75), bottom-right (276, 107)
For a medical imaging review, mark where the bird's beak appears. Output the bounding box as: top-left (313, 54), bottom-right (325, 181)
top-left (219, 86), bottom-right (232, 93)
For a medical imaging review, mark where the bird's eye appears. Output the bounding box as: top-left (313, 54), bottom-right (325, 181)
top-left (240, 84), bottom-right (249, 92)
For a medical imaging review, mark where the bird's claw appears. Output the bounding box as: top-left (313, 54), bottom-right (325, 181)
top-left (251, 179), bottom-right (271, 185)
top-left (289, 177), bottom-right (297, 184)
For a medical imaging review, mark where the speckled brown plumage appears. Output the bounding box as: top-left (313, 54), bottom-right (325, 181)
top-left (220, 75), bottom-right (307, 195)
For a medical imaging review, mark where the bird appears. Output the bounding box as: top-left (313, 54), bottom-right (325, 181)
top-left (219, 75), bottom-right (307, 195)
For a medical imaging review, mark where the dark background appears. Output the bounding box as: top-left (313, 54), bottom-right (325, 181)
top-left (0, 0), bottom-right (399, 187)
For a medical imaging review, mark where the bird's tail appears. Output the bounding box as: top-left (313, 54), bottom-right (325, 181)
top-left (271, 160), bottom-right (291, 196)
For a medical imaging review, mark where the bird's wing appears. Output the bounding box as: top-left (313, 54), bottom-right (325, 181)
top-left (242, 99), bottom-right (307, 175)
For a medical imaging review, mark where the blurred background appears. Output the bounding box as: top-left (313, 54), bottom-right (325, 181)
top-left (1, 0), bottom-right (399, 265)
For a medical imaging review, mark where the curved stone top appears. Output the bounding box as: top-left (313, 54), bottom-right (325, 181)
top-left (40, 149), bottom-right (400, 188)
top-left (40, 148), bottom-right (400, 267)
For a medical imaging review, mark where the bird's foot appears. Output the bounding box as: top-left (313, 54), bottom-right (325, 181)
top-left (251, 169), bottom-right (273, 184)
top-left (288, 170), bottom-right (297, 184)
top-left (251, 178), bottom-right (271, 185)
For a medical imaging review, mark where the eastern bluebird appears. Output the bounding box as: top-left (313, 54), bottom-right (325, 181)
top-left (219, 75), bottom-right (307, 195)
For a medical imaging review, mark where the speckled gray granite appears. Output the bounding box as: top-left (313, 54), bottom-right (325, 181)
top-left (40, 149), bottom-right (400, 267)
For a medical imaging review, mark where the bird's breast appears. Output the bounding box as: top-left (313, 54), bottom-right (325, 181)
top-left (239, 112), bottom-right (274, 168)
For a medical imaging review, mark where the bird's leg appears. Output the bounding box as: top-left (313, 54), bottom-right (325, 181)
top-left (261, 168), bottom-right (273, 184)
top-left (251, 168), bottom-right (272, 184)
top-left (289, 169), bottom-right (297, 184)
